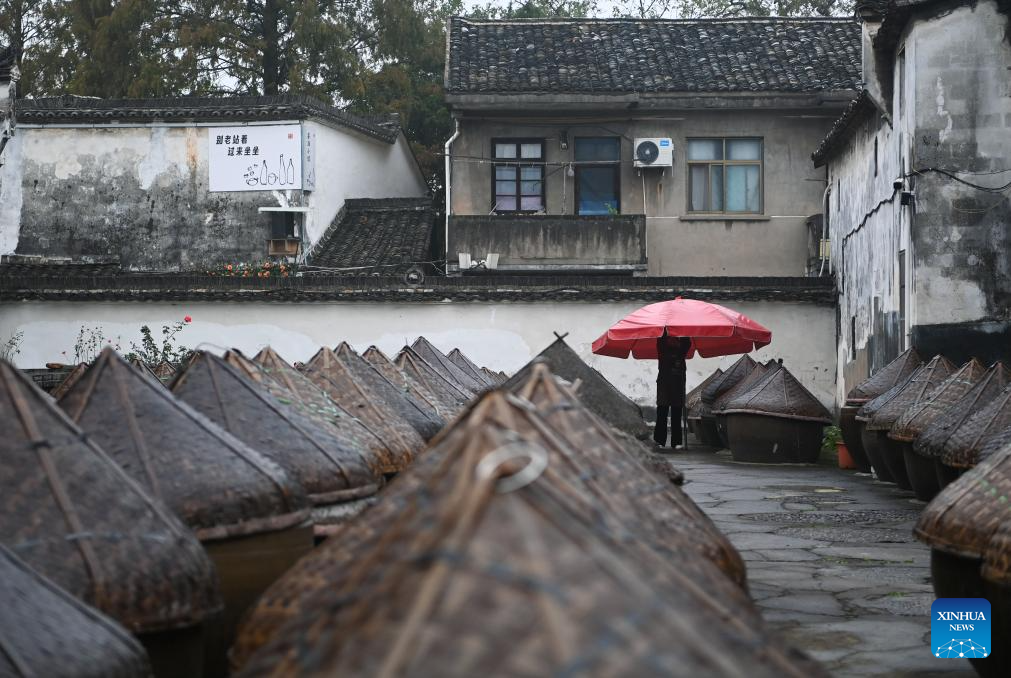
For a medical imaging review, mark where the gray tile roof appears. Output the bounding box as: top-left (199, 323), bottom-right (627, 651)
top-left (446, 17), bottom-right (862, 95)
top-left (307, 198), bottom-right (434, 273)
top-left (16, 95), bottom-right (400, 143)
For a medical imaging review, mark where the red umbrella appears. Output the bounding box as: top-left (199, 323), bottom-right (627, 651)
top-left (592, 298), bottom-right (772, 359)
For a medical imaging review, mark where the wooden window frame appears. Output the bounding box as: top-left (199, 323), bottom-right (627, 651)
top-left (573, 136), bottom-right (621, 215)
top-left (686, 137), bottom-right (764, 215)
top-left (491, 138), bottom-right (546, 214)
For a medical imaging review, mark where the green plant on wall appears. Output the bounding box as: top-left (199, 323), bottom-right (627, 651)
top-left (1, 331), bottom-right (23, 362)
top-left (125, 318), bottom-right (194, 366)
top-left (71, 325), bottom-right (118, 364)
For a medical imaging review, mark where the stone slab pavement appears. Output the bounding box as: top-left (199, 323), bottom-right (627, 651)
top-left (668, 448), bottom-right (977, 678)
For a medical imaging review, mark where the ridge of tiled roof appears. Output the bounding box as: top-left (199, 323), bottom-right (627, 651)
top-left (811, 90), bottom-right (880, 166)
top-left (446, 16), bottom-right (861, 95)
top-left (306, 197), bottom-right (434, 273)
top-left (15, 94), bottom-right (399, 143)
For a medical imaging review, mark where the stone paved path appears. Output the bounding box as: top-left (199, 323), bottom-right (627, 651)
top-left (671, 448), bottom-right (976, 678)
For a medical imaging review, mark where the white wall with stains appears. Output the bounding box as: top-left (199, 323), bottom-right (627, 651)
top-left (0, 299), bottom-right (837, 409)
top-left (0, 117), bottom-right (427, 268)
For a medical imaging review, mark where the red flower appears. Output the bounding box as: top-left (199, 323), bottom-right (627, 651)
top-left (184, 315), bottom-right (192, 323)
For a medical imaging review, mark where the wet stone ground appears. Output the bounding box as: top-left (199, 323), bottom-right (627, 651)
top-left (668, 448), bottom-right (976, 678)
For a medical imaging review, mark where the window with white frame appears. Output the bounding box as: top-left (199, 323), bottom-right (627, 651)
top-left (492, 139), bottom-right (545, 212)
top-left (687, 138), bottom-right (763, 214)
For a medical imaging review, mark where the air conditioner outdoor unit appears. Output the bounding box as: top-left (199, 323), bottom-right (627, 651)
top-left (634, 137), bottom-right (674, 168)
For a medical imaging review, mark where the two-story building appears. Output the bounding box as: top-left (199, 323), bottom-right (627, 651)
top-left (814, 0), bottom-right (1011, 401)
top-left (444, 16), bottom-right (861, 276)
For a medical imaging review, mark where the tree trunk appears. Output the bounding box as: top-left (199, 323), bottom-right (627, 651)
top-left (261, 0), bottom-right (280, 94)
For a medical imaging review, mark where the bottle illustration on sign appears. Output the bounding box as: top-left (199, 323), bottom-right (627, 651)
top-left (244, 154), bottom-right (297, 187)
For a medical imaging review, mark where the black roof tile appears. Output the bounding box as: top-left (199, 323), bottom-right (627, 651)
top-left (15, 94), bottom-right (399, 143)
top-left (446, 17), bottom-right (861, 95)
top-left (306, 198), bottom-right (434, 273)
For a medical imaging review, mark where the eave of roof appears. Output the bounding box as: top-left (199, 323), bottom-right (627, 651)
top-left (15, 94), bottom-right (399, 144)
top-left (812, 90), bottom-right (881, 167)
top-left (0, 272), bottom-right (837, 305)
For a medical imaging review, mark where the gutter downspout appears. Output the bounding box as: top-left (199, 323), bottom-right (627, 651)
top-left (820, 182), bottom-right (831, 277)
top-left (444, 118), bottom-right (461, 272)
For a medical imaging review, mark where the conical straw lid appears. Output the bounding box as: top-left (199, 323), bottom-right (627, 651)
top-left (393, 346), bottom-right (472, 415)
top-left (701, 354), bottom-right (758, 409)
top-left (235, 386), bottom-right (826, 678)
top-left (481, 366), bottom-right (507, 385)
top-left (362, 346), bottom-right (454, 419)
top-left (503, 336), bottom-right (649, 438)
top-left (712, 362), bottom-right (772, 414)
top-left (981, 500), bottom-right (1011, 586)
top-left (512, 363), bottom-right (748, 587)
top-left (410, 336), bottom-right (484, 395)
top-left (846, 347), bottom-right (922, 404)
top-left (940, 384), bottom-right (1011, 469)
top-left (0, 544), bottom-right (151, 677)
top-left (914, 362), bottom-right (1011, 458)
top-left (172, 351), bottom-right (380, 505)
top-left (889, 359), bottom-right (987, 442)
top-left (866, 355), bottom-right (956, 431)
top-left (915, 440), bottom-right (1011, 560)
top-left (245, 347), bottom-right (396, 473)
top-left (59, 348), bottom-right (310, 540)
top-left (686, 368), bottom-right (723, 419)
top-left (50, 362), bottom-right (89, 400)
top-left (722, 365), bottom-right (832, 423)
top-left (0, 359), bottom-right (221, 634)
top-left (232, 366), bottom-right (751, 672)
top-left (303, 346), bottom-right (422, 473)
top-left (334, 342), bottom-right (444, 439)
top-left (856, 369), bottom-right (918, 423)
top-left (447, 347), bottom-right (496, 387)
top-left (127, 356), bottom-right (164, 386)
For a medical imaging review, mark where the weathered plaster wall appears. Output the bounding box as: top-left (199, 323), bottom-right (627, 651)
top-left (827, 0), bottom-right (1011, 402)
top-left (0, 298), bottom-right (837, 409)
top-left (908, 0), bottom-right (1011, 354)
top-left (827, 107), bottom-right (905, 405)
top-left (449, 110), bottom-right (839, 276)
top-left (0, 120), bottom-right (427, 269)
top-left (303, 123), bottom-right (428, 245)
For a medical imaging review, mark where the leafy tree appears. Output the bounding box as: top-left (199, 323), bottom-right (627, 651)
top-left (0, 0), bottom-right (74, 96)
top-left (469, 0), bottom-right (598, 19)
top-left (614, 0), bottom-right (853, 18)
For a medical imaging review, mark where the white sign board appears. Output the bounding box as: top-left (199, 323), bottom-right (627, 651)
top-left (208, 124), bottom-right (314, 192)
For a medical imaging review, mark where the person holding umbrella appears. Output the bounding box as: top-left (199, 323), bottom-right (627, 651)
top-left (655, 332), bottom-right (692, 449)
top-left (591, 297), bottom-right (772, 448)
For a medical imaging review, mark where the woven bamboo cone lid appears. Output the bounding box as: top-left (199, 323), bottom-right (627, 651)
top-left (302, 346), bottom-right (422, 472)
top-left (0, 544), bottom-right (152, 677)
top-left (0, 359), bottom-right (221, 634)
top-left (334, 341), bottom-right (444, 439)
top-left (913, 362), bottom-right (1011, 458)
top-left (245, 347), bottom-right (400, 475)
top-left (915, 441), bottom-right (1011, 561)
top-left (940, 384), bottom-right (1011, 469)
top-left (236, 380), bottom-right (827, 678)
top-left (172, 351), bottom-right (381, 505)
top-left (411, 335), bottom-right (484, 395)
top-left (363, 345), bottom-right (459, 420)
top-left (687, 368), bottom-right (723, 420)
top-left (59, 348), bottom-right (310, 541)
top-left (846, 348), bottom-right (922, 404)
top-left (889, 359), bottom-right (988, 443)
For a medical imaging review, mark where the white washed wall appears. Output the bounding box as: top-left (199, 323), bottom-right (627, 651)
top-left (0, 299), bottom-right (837, 409)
